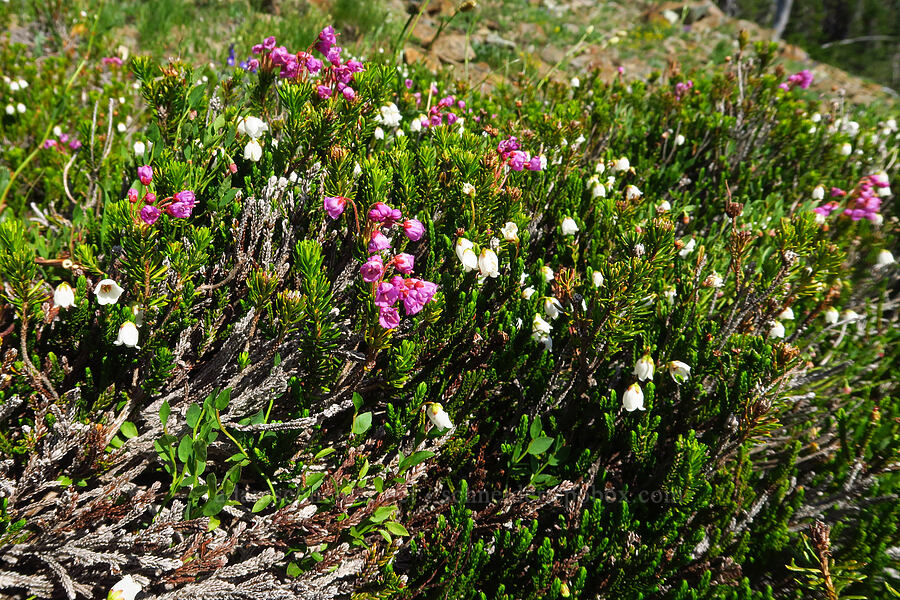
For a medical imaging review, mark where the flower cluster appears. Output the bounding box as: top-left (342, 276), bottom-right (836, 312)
top-left (246, 28), bottom-right (364, 101)
top-left (53, 278), bottom-right (141, 348)
top-left (411, 94), bottom-right (465, 132)
top-left (813, 172), bottom-right (891, 224)
top-left (325, 196), bottom-right (435, 329)
top-left (128, 165), bottom-right (196, 225)
top-left (779, 69), bottom-right (813, 91)
top-left (43, 126), bottom-right (82, 152)
top-left (237, 115), bottom-right (269, 162)
top-left (622, 355), bottom-right (691, 412)
top-left (497, 136), bottom-right (544, 172)
top-left (673, 79), bottom-right (693, 100)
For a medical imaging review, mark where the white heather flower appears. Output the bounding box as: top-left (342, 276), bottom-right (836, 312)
top-left (778, 307), bottom-right (794, 320)
top-left (478, 248), bottom-right (500, 278)
top-left (532, 313), bottom-right (552, 336)
top-left (544, 297), bottom-right (563, 320)
top-left (500, 221), bottom-right (518, 241)
top-left (5, 105), bottom-right (14, 115)
top-left (674, 134), bottom-right (685, 146)
top-left (767, 320), bottom-right (785, 339)
top-left (462, 182), bottom-right (476, 197)
top-left (592, 271), bottom-right (604, 288)
top-left (8, 80), bottom-right (18, 92)
top-left (625, 185), bottom-right (642, 201)
top-left (811, 112), bottom-right (822, 123)
top-left (840, 142), bottom-right (852, 156)
top-left (374, 102), bottom-right (403, 128)
top-left (522, 286), bottom-right (536, 300)
top-left (612, 156), bottom-right (630, 173)
top-left (455, 238), bottom-right (478, 272)
top-left (842, 309), bottom-right (860, 321)
top-left (823, 307), bottom-right (839, 324)
top-left (236, 116), bottom-right (269, 139)
top-left (656, 200), bottom-right (671, 213)
top-left (594, 161), bottom-right (606, 174)
top-left (541, 265), bottom-right (555, 282)
top-left (116, 122), bottom-right (127, 133)
top-left (94, 279), bottom-right (124, 305)
top-left (622, 383), bottom-right (645, 412)
top-left (871, 213), bottom-right (884, 226)
top-left (667, 360), bottom-right (691, 383)
top-left (705, 271), bottom-right (724, 288)
top-left (876, 249), bottom-right (895, 267)
top-left (663, 286), bottom-right (676, 305)
top-left (426, 403), bottom-right (453, 430)
top-left (16, 102), bottom-right (25, 113)
top-left (591, 181), bottom-right (606, 198)
top-left (114, 321), bottom-right (140, 348)
top-left (812, 185), bottom-right (825, 201)
top-left (561, 217), bottom-right (579, 236)
top-left (570, 76), bottom-right (580, 88)
top-left (133, 141), bottom-right (146, 156)
top-left (373, 126), bottom-right (385, 140)
top-left (53, 125), bottom-right (63, 137)
top-left (633, 354), bottom-right (654, 381)
top-left (352, 162), bottom-right (362, 178)
top-left (410, 116), bottom-right (423, 133)
top-left (53, 282), bottom-right (76, 308)
top-left (634, 243), bottom-right (645, 257)
top-left (243, 138), bottom-right (263, 162)
top-left (108, 575), bottom-right (142, 600)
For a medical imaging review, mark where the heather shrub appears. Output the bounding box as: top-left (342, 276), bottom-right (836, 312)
top-left (0, 9), bottom-right (898, 600)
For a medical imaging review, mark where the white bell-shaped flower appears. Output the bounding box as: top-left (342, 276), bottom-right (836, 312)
top-left (667, 360), bottom-right (691, 383)
top-left (478, 249), bottom-right (500, 278)
top-left (622, 383), bottom-right (645, 412)
top-left (633, 354), bottom-right (654, 381)
top-left (114, 321), bottom-right (140, 348)
top-left (107, 575), bottom-right (142, 600)
top-left (561, 217), bottom-right (579, 236)
top-left (243, 138), bottom-right (263, 162)
top-left (236, 115), bottom-right (269, 139)
top-left (53, 282), bottom-right (76, 309)
top-left (823, 307), bottom-right (839, 324)
top-left (426, 403), bottom-right (453, 430)
top-left (94, 279), bottom-right (124, 305)
top-left (768, 320), bottom-right (785, 339)
top-left (501, 221), bottom-right (518, 241)
top-left (544, 297), bottom-right (563, 320)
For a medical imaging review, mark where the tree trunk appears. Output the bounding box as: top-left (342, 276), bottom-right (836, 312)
top-left (772, 0), bottom-right (794, 41)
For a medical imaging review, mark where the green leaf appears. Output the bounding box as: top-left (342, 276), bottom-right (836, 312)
top-left (373, 476), bottom-right (384, 493)
top-left (384, 521), bottom-right (410, 537)
top-left (186, 403), bottom-right (202, 429)
top-left (202, 494), bottom-right (228, 516)
top-left (372, 505), bottom-right (396, 523)
top-left (215, 388), bottom-right (231, 410)
top-left (527, 436), bottom-right (554, 456)
top-left (286, 562), bottom-right (303, 578)
top-left (530, 416), bottom-right (542, 440)
top-left (160, 401), bottom-right (171, 428)
top-left (352, 392), bottom-right (364, 411)
top-left (252, 494), bottom-right (274, 513)
top-left (120, 421), bottom-right (138, 439)
top-left (305, 472), bottom-right (326, 491)
top-left (352, 412), bottom-right (373, 435)
top-left (313, 447), bottom-right (335, 461)
top-left (378, 529), bottom-right (392, 543)
top-left (177, 435), bottom-right (193, 463)
top-left (398, 450), bottom-right (435, 474)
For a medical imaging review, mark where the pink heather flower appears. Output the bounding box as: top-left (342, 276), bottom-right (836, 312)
top-left (497, 136), bottom-right (520, 156)
top-left (252, 44), bottom-right (264, 54)
top-left (68, 138), bottom-right (82, 150)
top-left (174, 190), bottom-right (195, 206)
top-left (143, 192), bottom-right (156, 204)
top-left (43, 139), bottom-right (57, 149)
top-left (508, 151), bottom-right (528, 171)
top-left (446, 112), bottom-right (458, 125)
top-left (368, 231), bottom-right (391, 253)
top-left (166, 201), bottom-right (192, 218)
top-left (127, 188), bottom-right (139, 203)
top-left (871, 172), bottom-right (890, 188)
top-left (401, 278), bottom-right (437, 315)
top-left (316, 26), bottom-right (337, 55)
top-left (457, 100), bottom-right (465, 109)
top-left (394, 253), bottom-right (415, 274)
top-left (281, 58), bottom-right (300, 79)
top-left (429, 114), bottom-right (442, 127)
top-left (368, 202), bottom-right (394, 223)
top-left (360, 255), bottom-right (384, 283)
top-left (59, 133), bottom-right (69, 143)
top-left (324, 195), bottom-right (347, 219)
top-left (404, 78), bottom-right (413, 89)
top-left (306, 57), bottom-right (323, 73)
top-left (317, 85), bottom-right (333, 99)
top-left (403, 218), bottom-right (425, 241)
top-left (379, 306), bottom-right (400, 329)
top-left (140, 205), bottom-right (161, 225)
top-left (102, 57), bottom-right (123, 66)
top-left (138, 165), bottom-right (153, 186)
top-left (778, 82), bottom-right (790, 91)
top-left (341, 86), bottom-right (356, 101)
top-left (326, 46), bottom-right (343, 66)
top-left (247, 58), bottom-right (260, 71)
top-left (413, 92), bottom-right (422, 106)
top-left (831, 187), bottom-right (846, 197)
top-left (346, 60), bottom-right (364, 73)
top-left (788, 69), bottom-right (813, 89)
top-left (526, 156), bottom-right (544, 171)
top-left (375, 281), bottom-right (399, 307)
top-left (263, 36), bottom-right (277, 51)
top-left (270, 46), bottom-right (289, 65)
